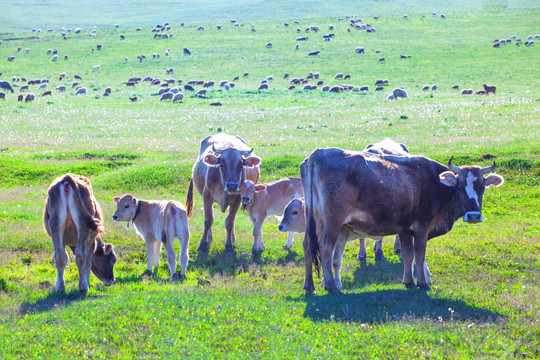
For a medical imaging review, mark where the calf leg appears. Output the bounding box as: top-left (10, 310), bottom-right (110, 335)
top-left (283, 232), bottom-right (295, 250)
top-left (75, 236), bottom-right (93, 293)
top-left (373, 237), bottom-right (384, 261)
top-left (145, 238), bottom-right (156, 272)
top-left (153, 240), bottom-right (162, 269)
top-left (162, 235), bottom-right (177, 279)
top-left (178, 226), bottom-right (190, 276)
top-left (49, 214), bottom-right (68, 293)
top-left (224, 197), bottom-right (241, 251)
top-left (400, 232), bottom-right (415, 288)
top-left (251, 217), bottom-right (265, 253)
top-left (357, 238), bottom-right (367, 261)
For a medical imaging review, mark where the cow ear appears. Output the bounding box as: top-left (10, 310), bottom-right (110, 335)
top-left (132, 197), bottom-right (137, 204)
top-left (439, 171), bottom-right (458, 187)
top-left (255, 184), bottom-right (267, 191)
top-left (103, 243), bottom-right (114, 255)
top-left (243, 156), bottom-right (261, 167)
top-left (113, 196), bottom-right (120, 203)
top-left (484, 174), bottom-right (504, 187)
top-left (204, 154), bottom-right (220, 166)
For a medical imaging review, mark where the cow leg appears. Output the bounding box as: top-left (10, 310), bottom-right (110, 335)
top-left (357, 238), bottom-right (367, 261)
top-left (49, 212), bottom-right (68, 293)
top-left (302, 232), bottom-right (315, 295)
top-left (198, 193), bottom-right (214, 252)
top-left (319, 226), bottom-right (339, 293)
top-left (162, 235), bottom-right (177, 279)
top-left (413, 233), bottom-right (430, 291)
top-left (332, 233), bottom-right (347, 292)
top-left (145, 238), bottom-right (156, 272)
top-left (283, 232), bottom-right (295, 250)
top-left (251, 216), bottom-right (265, 253)
top-left (224, 197), bottom-right (241, 252)
top-left (153, 240), bottom-right (162, 269)
top-left (373, 237), bottom-right (384, 261)
top-left (400, 232), bottom-right (415, 288)
top-left (393, 234), bottom-right (402, 255)
top-left (75, 236), bottom-right (93, 293)
top-left (82, 241), bottom-right (94, 292)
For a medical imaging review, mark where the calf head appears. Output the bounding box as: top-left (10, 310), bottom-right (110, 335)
top-left (91, 237), bottom-right (116, 286)
top-left (439, 157), bottom-right (504, 223)
top-left (112, 194), bottom-right (138, 222)
top-left (278, 198), bottom-right (306, 233)
top-left (240, 180), bottom-right (266, 205)
top-left (204, 146), bottom-right (261, 195)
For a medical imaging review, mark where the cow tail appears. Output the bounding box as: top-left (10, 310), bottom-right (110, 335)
top-left (185, 178), bottom-right (194, 220)
top-left (62, 174), bottom-right (102, 233)
top-left (302, 156), bottom-right (320, 277)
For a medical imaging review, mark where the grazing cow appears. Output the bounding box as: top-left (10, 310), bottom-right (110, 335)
top-left (243, 73), bottom-right (249, 78)
top-left (166, 68), bottom-right (174, 74)
top-left (185, 134), bottom-right (261, 252)
top-left (25, 93), bottom-right (36, 102)
top-left (452, 85), bottom-right (459, 89)
top-left (112, 195), bottom-right (189, 279)
top-left (307, 50), bottom-right (320, 56)
top-left (241, 178), bottom-right (304, 252)
top-left (129, 96), bottom-right (137, 102)
top-left (301, 150), bottom-right (503, 294)
top-left (0, 81), bottom-right (14, 93)
top-left (360, 86), bottom-right (369, 91)
top-left (475, 90), bottom-right (486, 95)
top-left (184, 84), bottom-right (195, 91)
top-left (296, 36), bottom-right (309, 41)
top-left (160, 92), bottom-right (174, 101)
top-left (375, 79), bottom-right (384, 86)
top-left (461, 89), bottom-right (473, 95)
top-left (393, 88), bottom-right (408, 99)
top-left (378, 57), bottom-right (385, 63)
top-left (74, 74), bottom-right (82, 80)
top-left (184, 48), bottom-right (191, 55)
top-left (7, 56), bottom-right (16, 62)
top-left (204, 81), bottom-right (215, 88)
top-left (44, 174), bottom-right (117, 293)
top-left (210, 102), bottom-right (222, 106)
top-left (265, 42), bottom-right (273, 48)
top-left (375, 86), bottom-right (384, 91)
top-left (423, 85), bottom-right (429, 91)
top-left (258, 83), bottom-right (269, 90)
top-left (431, 84), bottom-right (437, 91)
top-left (355, 47), bottom-right (365, 54)
top-left (195, 89), bottom-right (207, 97)
top-left (0, 92), bottom-right (5, 100)
top-left (334, 73), bottom-right (344, 80)
top-left (173, 93), bottom-right (184, 103)
top-left (75, 87), bottom-right (87, 95)
top-left (43, 90), bottom-right (52, 96)
top-left (52, 55), bottom-right (58, 61)
top-left (38, 83), bottom-right (48, 90)
top-left (18, 93), bottom-right (24, 102)
top-left (288, 85), bottom-right (296, 90)
top-left (483, 84), bottom-right (496, 95)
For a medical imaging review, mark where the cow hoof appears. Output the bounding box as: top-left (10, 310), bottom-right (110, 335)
top-left (357, 255), bottom-right (367, 261)
top-left (224, 245), bottom-right (234, 253)
top-left (374, 250), bottom-right (385, 261)
top-left (417, 283), bottom-right (432, 291)
top-left (404, 282), bottom-right (416, 289)
top-left (197, 243), bottom-right (209, 252)
top-left (252, 247), bottom-right (264, 254)
top-left (283, 245), bottom-right (291, 250)
top-left (172, 273), bottom-right (186, 281)
top-left (325, 286), bottom-right (341, 294)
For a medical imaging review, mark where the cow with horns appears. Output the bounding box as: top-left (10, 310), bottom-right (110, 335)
top-left (186, 134), bottom-right (261, 252)
top-left (301, 150), bottom-right (504, 294)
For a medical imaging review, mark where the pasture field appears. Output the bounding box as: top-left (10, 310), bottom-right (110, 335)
top-left (0, 1), bottom-right (539, 358)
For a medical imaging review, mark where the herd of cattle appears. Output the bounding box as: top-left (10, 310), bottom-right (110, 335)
top-left (44, 134), bottom-right (503, 295)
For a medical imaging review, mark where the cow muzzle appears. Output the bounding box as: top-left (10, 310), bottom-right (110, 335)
top-left (103, 278), bottom-right (116, 286)
top-left (112, 214), bottom-right (119, 221)
top-left (225, 182), bottom-right (240, 195)
top-left (241, 196), bottom-right (251, 205)
top-left (278, 224), bottom-right (287, 232)
top-left (463, 212), bottom-right (483, 223)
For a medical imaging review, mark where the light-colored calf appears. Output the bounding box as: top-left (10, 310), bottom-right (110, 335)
top-left (240, 177), bottom-right (304, 252)
top-left (113, 194), bottom-right (189, 279)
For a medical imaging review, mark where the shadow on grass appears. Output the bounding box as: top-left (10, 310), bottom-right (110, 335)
top-left (19, 290), bottom-right (106, 315)
top-left (343, 258), bottom-right (404, 290)
top-left (295, 289), bottom-right (504, 324)
top-left (188, 248), bottom-right (272, 276)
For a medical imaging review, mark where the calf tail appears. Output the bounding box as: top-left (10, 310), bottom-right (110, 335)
top-left (185, 178), bottom-right (194, 220)
top-left (62, 174), bottom-right (102, 233)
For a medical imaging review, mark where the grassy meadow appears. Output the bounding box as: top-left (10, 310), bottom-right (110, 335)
top-left (0, 1), bottom-right (539, 358)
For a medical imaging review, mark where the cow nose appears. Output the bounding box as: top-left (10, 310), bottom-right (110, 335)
top-left (112, 214), bottom-right (118, 221)
top-left (463, 212), bottom-right (483, 223)
top-left (242, 196), bottom-right (250, 204)
top-left (278, 224), bottom-right (285, 231)
top-left (226, 182), bottom-right (239, 194)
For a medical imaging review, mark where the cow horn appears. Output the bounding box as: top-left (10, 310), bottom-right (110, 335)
top-left (480, 160), bottom-right (496, 175)
top-left (448, 156), bottom-right (462, 175)
top-left (240, 148), bottom-right (254, 156)
top-left (212, 144), bottom-right (223, 155)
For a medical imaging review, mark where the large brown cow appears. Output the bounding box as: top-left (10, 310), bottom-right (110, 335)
top-left (186, 134), bottom-right (261, 252)
top-left (302, 150), bottom-right (504, 294)
top-left (240, 177), bottom-right (304, 252)
top-left (44, 174), bottom-right (116, 293)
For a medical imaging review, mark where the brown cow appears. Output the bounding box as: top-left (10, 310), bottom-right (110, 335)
top-left (240, 178), bottom-right (304, 252)
top-left (44, 174), bottom-right (116, 293)
top-left (483, 84), bottom-right (496, 94)
top-left (18, 93), bottom-right (24, 102)
top-left (112, 195), bottom-right (189, 279)
top-left (186, 134), bottom-right (261, 252)
top-left (42, 90), bottom-right (52, 96)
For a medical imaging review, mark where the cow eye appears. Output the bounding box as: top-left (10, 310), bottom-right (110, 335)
top-left (292, 211), bottom-right (298, 215)
top-left (124, 203), bottom-right (130, 208)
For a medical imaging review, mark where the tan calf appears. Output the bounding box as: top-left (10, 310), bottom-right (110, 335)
top-left (240, 177), bottom-right (304, 252)
top-left (113, 195), bottom-right (189, 279)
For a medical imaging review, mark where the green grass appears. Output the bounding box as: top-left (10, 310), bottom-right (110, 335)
top-left (0, 1), bottom-right (539, 359)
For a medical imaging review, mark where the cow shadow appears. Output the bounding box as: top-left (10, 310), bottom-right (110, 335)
top-left (294, 289), bottom-right (504, 324)
top-left (342, 259), bottom-right (404, 290)
top-left (189, 248), bottom-right (272, 276)
top-left (19, 290), bottom-right (106, 315)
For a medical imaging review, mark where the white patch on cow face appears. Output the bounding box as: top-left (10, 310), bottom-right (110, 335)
top-left (466, 172), bottom-right (479, 207)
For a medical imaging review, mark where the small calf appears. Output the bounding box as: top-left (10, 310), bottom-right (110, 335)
top-left (240, 178), bottom-right (304, 252)
top-left (113, 195), bottom-right (190, 279)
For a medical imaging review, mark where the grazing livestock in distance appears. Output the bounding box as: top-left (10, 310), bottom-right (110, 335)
top-left (334, 73), bottom-right (344, 80)
top-left (240, 178), bottom-right (304, 253)
top-left (74, 74), bottom-right (82, 80)
top-left (301, 149), bottom-right (503, 294)
top-left (355, 47), bottom-right (365, 54)
top-left (378, 57), bottom-right (385, 63)
top-left (129, 96), bottom-right (137, 102)
top-left (43, 90), bottom-right (52, 96)
top-left (393, 88), bottom-right (408, 99)
top-left (375, 86), bottom-right (384, 91)
top-left (25, 93), bottom-right (36, 102)
top-left (461, 89), bottom-right (473, 95)
top-left (204, 81), bottom-right (215, 88)
top-left (185, 134), bottom-right (261, 252)
top-left (475, 90), bottom-right (486, 95)
top-left (423, 85), bottom-right (429, 91)
top-left (195, 89), bottom-right (207, 97)
top-left (307, 50), bottom-right (320, 56)
top-left (173, 93), bottom-right (184, 103)
top-left (18, 93), bottom-right (24, 102)
top-left (184, 84), bottom-right (195, 91)
top-left (0, 81), bottom-right (14, 93)
top-left (258, 83), bottom-right (269, 90)
top-left (431, 84), bottom-right (437, 91)
top-left (44, 174), bottom-right (117, 293)
top-left (183, 48), bottom-right (191, 55)
top-left (160, 92), bottom-right (173, 101)
top-left (112, 194), bottom-right (189, 279)
top-left (483, 84), bottom-right (496, 94)
top-left (75, 87), bottom-right (87, 95)
top-left (0, 92), bottom-right (5, 100)
top-left (210, 102), bottom-right (222, 106)
top-left (452, 85), bottom-right (459, 89)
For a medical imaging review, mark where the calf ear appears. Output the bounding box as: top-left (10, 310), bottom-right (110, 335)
top-left (439, 171), bottom-right (458, 187)
top-left (243, 156), bottom-right (261, 167)
top-left (255, 184), bottom-right (267, 191)
top-left (103, 243), bottom-right (114, 255)
top-left (113, 196), bottom-right (120, 203)
top-left (203, 154), bottom-right (220, 166)
top-left (484, 174), bottom-right (504, 187)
